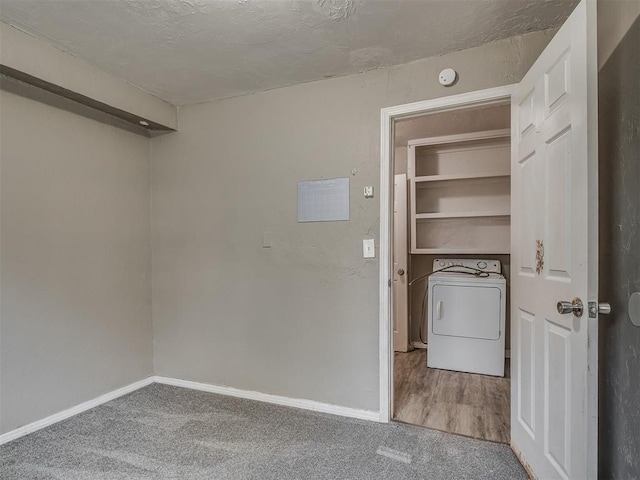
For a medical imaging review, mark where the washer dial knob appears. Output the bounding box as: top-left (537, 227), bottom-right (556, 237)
top-left (477, 261), bottom-right (488, 269)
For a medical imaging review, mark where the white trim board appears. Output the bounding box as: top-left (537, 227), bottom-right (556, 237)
top-left (153, 376), bottom-right (380, 422)
top-left (379, 85), bottom-right (516, 423)
top-left (0, 376), bottom-right (155, 445)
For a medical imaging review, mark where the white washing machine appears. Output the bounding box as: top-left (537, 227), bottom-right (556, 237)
top-left (427, 259), bottom-right (506, 377)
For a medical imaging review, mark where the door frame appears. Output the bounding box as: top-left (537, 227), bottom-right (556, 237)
top-left (378, 84), bottom-right (516, 423)
top-left (393, 173), bottom-right (409, 353)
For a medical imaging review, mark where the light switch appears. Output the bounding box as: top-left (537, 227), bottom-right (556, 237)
top-left (363, 239), bottom-right (375, 258)
top-left (364, 186), bottom-right (374, 198)
top-left (262, 231), bottom-right (272, 248)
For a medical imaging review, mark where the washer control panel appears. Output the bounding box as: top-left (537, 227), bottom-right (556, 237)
top-left (433, 258), bottom-right (501, 274)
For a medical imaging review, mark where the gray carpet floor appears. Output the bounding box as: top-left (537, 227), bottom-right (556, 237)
top-left (0, 384), bottom-right (528, 479)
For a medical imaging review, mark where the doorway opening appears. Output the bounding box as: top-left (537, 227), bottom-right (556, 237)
top-left (378, 85), bottom-right (516, 443)
top-left (393, 101), bottom-right (511, 443)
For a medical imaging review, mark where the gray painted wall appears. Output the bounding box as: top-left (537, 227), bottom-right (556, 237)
top-left (0, 88), bottom-right (153, 434)
top-left (150, 30), bottom-right (555, 411)
top-left (597, 12), bottom-right (640, 480)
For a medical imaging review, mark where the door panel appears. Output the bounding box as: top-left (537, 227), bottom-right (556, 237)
top-left (517, 152), bottom-right (537, 276)
top-left (517, 308), bottom-right (536, 439)
top-left (544, 320), bottom-right (571, 479)
top-left (544, 127), bottom-right (572, 281)
top-left (519, 90), bottom-right (536, 138)
top-left (545, 50), bottom-right (571, 117)
top-left (511, 1), bottom-right (598, 479)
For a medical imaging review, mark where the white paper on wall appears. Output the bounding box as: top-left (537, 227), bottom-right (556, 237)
top-left (297, 177), bottom-right (350, 222)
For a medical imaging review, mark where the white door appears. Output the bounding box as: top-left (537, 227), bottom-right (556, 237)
top-left (511, 1), bottom-right (598, 479)
top-left (393, 174), bottom-right (409, 352)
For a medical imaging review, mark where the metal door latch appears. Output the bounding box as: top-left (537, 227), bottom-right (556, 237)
top-left (588, 301), bottom-right (611, 318)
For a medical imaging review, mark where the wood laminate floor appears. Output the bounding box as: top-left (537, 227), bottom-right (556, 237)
top-left (393, 349), bottom-right (510, 444)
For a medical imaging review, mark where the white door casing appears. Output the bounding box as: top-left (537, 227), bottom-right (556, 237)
top-left (511, 1), bottom-right (598, 479)
top-left (393, 174), bottom-right (409, 352)
top-left (380, 86), bottom-right (515, 424)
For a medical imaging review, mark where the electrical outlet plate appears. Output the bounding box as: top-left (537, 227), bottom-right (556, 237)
top-left (364, 186), bottom-right (374, 198)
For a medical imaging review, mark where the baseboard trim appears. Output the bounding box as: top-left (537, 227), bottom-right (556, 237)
top-left (0, 375), bottom-right (381, 445)
top-left (153, 376), bottom-right (381, 423)
top-left (0, 376), bottom-right (154, 446)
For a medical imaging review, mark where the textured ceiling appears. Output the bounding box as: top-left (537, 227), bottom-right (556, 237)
top-left (0, 0), bottom-right (578, 106)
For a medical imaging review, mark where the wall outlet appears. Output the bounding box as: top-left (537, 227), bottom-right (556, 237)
top-left (363, 239), bottom-right (375, 258)
top-left (364, 186), bottom-right (374, 198)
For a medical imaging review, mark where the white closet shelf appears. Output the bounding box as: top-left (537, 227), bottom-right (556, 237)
top-left (412, 247), bottom-right (511, 255)
top-left (407, 127), bottom-right (511, 254)
top-left (407, 128), bottom-right (510, 148)
top-left (416, 210), bottom-right (511, 220)
top-left (414, 171), bottom-right (510, 184)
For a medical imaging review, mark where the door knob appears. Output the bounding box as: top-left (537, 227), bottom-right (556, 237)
top-left (588, 301), bottom-right (611, 317)
top-left (557, 298), bottom-right (584, 317)
top-left (397, 269), bottom-right (405, 276)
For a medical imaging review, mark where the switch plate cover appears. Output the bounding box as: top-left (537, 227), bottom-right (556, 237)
top-left (363, 239), bottom-right (375, 258)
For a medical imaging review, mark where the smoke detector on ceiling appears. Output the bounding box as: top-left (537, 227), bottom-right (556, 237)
top-left (439, 68), bottom-right (457, 87)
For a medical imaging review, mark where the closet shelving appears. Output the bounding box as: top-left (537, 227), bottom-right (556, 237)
top-left (415, 210), bottom-right (510, 219)
top-left (408, 128), bottom-right (511, 255)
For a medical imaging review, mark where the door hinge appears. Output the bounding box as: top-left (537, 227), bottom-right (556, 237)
top-left (388, 279), bottom-right (392, 288)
